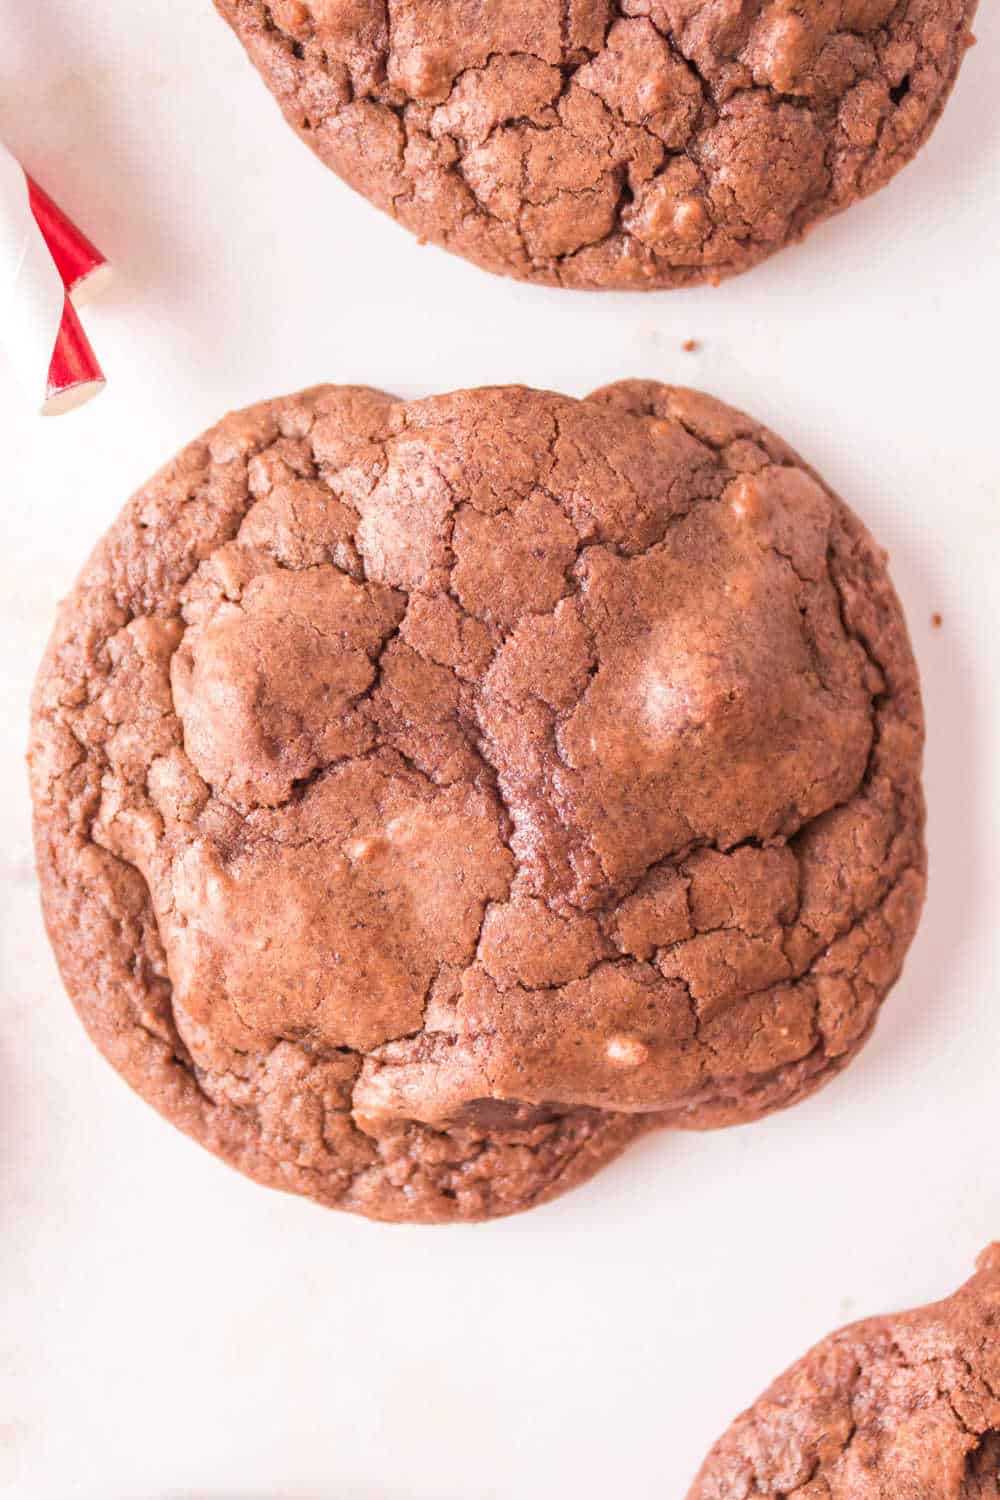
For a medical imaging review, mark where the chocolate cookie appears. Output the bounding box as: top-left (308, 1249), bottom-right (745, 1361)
top-left (689, 1246), bottom-right (1000, 1497)
top-left (30, 380), bottom-right (925, 1223)
top-left (213, 0), bottom-right (977, 289)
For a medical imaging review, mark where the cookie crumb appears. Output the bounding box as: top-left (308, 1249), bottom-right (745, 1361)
top-left (682, 339), bottom-right (699, 353)
top-left (931, 612), bottom-right (943, 628)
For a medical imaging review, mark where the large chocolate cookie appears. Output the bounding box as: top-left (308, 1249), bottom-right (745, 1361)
top-left (213, 0), bottom-right (977, 289)
top-left (30, 380), bottom-right (924, 1222)
top-left (689, 1246), bottom-right (1000, 1497)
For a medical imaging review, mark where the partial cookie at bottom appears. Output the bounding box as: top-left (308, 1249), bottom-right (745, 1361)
top-left (689, 1246), bottom-right (1000, 1498)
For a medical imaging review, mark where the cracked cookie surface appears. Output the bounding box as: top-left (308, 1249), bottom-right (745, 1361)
top-left (29, 380), bottom-right (925, 1222)
top-left (689, 1245), bottom-right (1000, 1498)
top-left (212, 0), bottom-right (977, 289)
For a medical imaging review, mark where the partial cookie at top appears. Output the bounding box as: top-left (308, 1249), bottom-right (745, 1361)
top-left (212, 0), bottom-right (977, 289)
top-left (29, 380), bottom-right (925, 1223)
top-left (688, 1246), bottom-right (1000, 1498)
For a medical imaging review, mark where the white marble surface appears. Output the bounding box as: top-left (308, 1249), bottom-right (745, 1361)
top-left (2, 5), bottom-right (999, 1498)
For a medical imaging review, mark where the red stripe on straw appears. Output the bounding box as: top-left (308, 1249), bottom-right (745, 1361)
top-left (44, 292), bottom-right (105, 415)
top-left (28, 175), bottom-right (110, 302)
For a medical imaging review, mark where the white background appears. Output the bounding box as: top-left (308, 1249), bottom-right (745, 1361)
top-left (1, 4), bottom-right (998, 1497)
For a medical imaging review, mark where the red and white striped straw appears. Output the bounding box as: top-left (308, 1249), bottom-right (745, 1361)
top-left (0, 143), bottom-right (108, 415)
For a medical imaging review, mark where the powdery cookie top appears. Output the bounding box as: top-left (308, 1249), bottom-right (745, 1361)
top-left (30, 380), bottom-right (925, 1223)
top-left (689, 1245), bottom-right (1000, 1498)
top-left (213, 0), bottom-right (977, 290)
